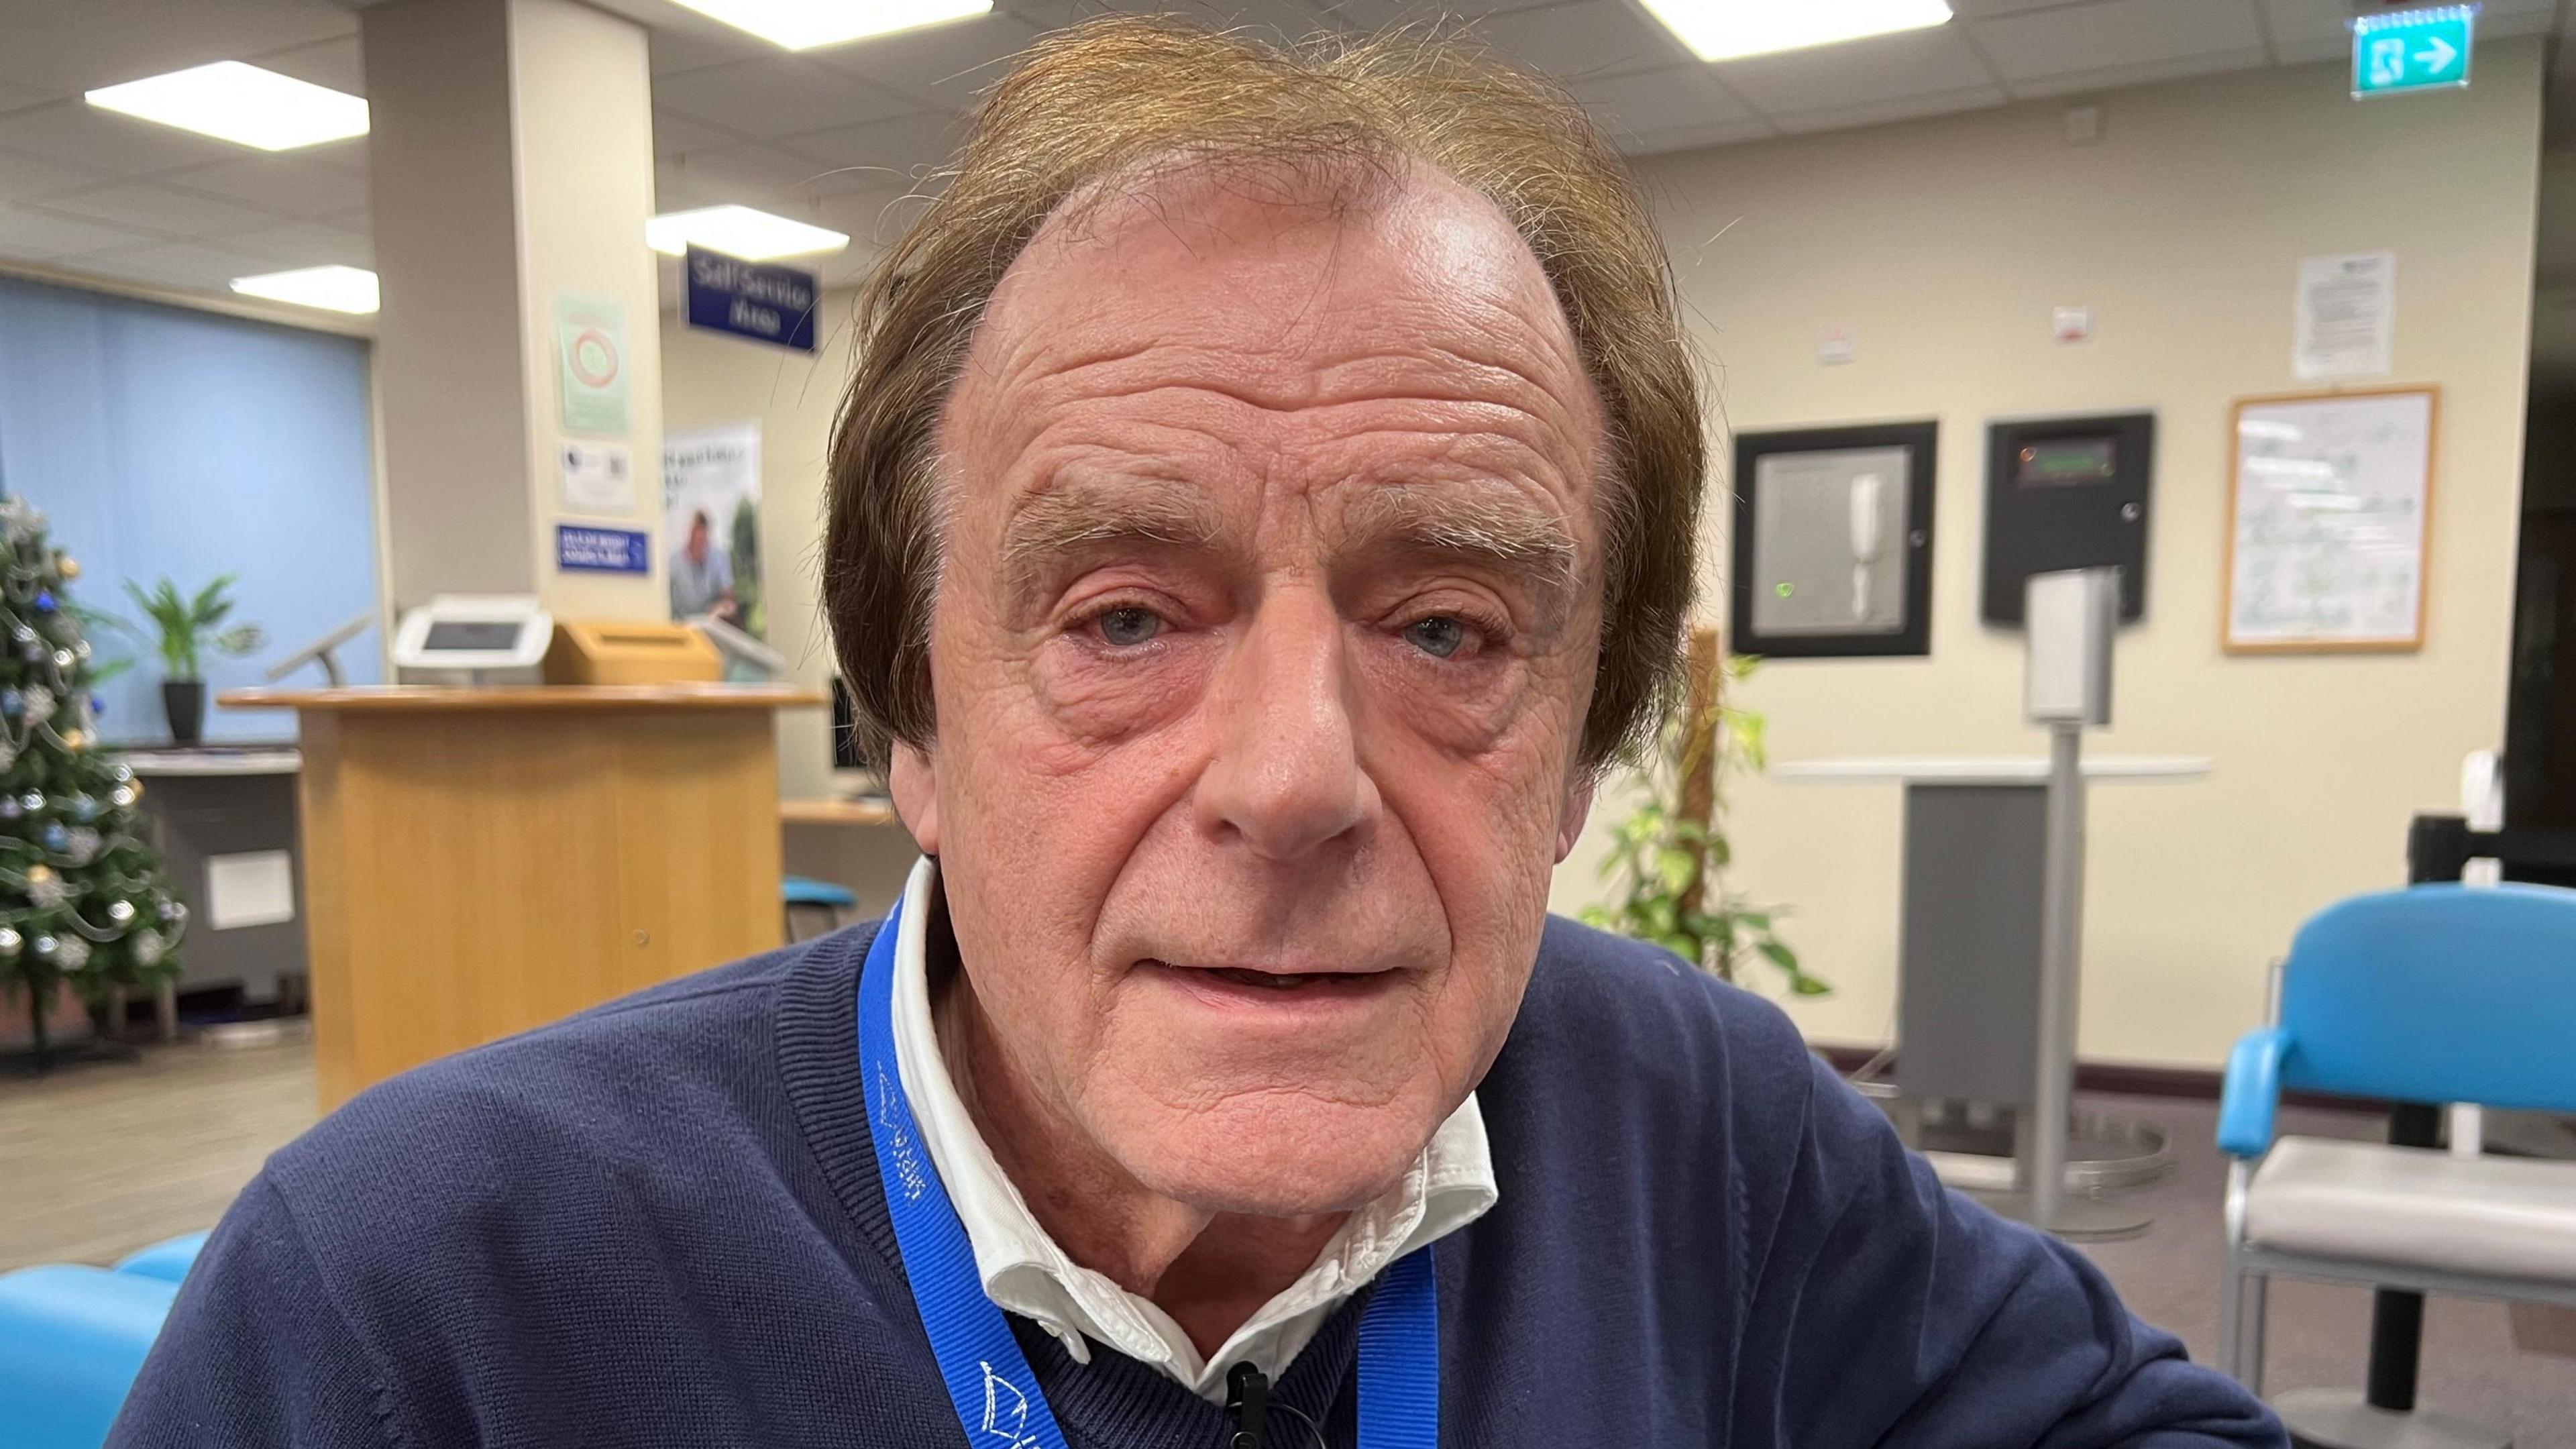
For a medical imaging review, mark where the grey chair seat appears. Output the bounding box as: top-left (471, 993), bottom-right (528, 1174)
top-left (2244, 1136), bottom-right (2576, 1287)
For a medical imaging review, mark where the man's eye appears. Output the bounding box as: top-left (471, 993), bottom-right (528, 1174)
top-left (1402, 616), bottom-right (1468, 659)
top-left (1093, 606), bottom-right (1163, 647)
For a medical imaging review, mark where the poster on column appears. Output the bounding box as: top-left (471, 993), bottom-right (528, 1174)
top-left (664, 423), bottom-right (763, 643)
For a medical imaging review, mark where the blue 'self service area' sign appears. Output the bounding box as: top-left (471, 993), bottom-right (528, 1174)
top-left (555, 524), bottom-right (649, 574)
top-left (686, 246), bottom-right (819, 354)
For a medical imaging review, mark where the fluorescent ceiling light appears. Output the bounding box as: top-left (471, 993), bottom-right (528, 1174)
top-left (647, 205), bottom-right (849, 260)
top-left (231, 265), bottom-right (379, 315)
top-left (86, 62), bottom-right (368, 152)
top-left (1640, 0), bottom-right (1953, 62)
top-left (669, 0), bottom-right (992, 50)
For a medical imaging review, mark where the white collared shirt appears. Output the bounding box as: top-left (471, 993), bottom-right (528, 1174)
top-left (886, 857), bottom-right (1499, 1402)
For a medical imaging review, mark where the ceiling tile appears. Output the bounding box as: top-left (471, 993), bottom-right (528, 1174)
top-left (225, 217), bottom-right (372, 268)
top-left (246, 35), bottom-right (366, 95)
top-left (0, 99), bottom-right (246, 176)
top-left (63, 238), bottom-right (278, 290)
top-left (0, 203), bottom-right (163, 260)
top-left (808, 12), bottom-right (1049, 114)
top-left (2008, 44), bottom-right (2267, 99)
top-left (169, 152), bottom-right (370, 215)
top-left (0, 0), bottom-right (356, 95)
top-left (1469, 0), bottom-right (1694, 79)
top-left (0, 146), bottom-right (117, 203)
top-left (1767, 83), bottom-right (2010, 135)
top-left (774, 111), bottom-right (966, 182)
top-left (0, 78), bottom-right (54, 115)
top-left (812, 186), bottom-right (936, 250)
top-left (657, 142), bottom-right (840, 205)
top-left (1621, 113), bottom-right (1774, 157)
top-left (1970, 0), bottom-right (2264, 86)
top-left (34, 180), bottom-right (285, 235)
top-left (655, 109), bottom-right (747, 158)
top-left (1299, 0), bottom-right (1560, 34)
top-left (1710, 24), bottom-right (1994, 113)
top-left (1011, 0), bottom-right (1340, 44)
top-left (572, 0), bottom-right (768, 73)
top-left (654, 56), bottom-right (918, 138)
top-left (1566, 65), bottom-right (1751, 139)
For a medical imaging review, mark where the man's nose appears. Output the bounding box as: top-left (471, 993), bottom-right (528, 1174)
top-left (1195, 590), bottom-right (1378, 860)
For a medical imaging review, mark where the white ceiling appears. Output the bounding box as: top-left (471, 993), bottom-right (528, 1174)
top-left (0, 0), bottom-right (2564, 306)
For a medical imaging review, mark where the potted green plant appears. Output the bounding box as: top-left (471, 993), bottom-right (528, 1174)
top-left (100, 576), bottom-right (264, 746)
top-left (1581, 628), bottom-right (1826, 996)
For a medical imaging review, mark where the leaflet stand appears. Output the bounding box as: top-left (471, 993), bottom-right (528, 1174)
top-left (1971, 568), bottom-right (2152, 1238)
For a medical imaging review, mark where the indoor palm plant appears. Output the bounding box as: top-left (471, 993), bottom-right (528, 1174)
top-left (101, 575), bottom-right (264, 746)
top-left (1582, 627), bottom-right (1825, 996)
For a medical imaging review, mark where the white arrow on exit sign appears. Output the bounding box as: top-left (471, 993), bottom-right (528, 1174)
top-left (2415, 35), bottom-right (2458, 72)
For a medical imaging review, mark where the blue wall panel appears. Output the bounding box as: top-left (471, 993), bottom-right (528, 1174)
top-left (0, 276), bottom-right (380, 743)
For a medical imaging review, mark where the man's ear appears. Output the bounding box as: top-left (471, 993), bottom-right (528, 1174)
top-left (1555, 771), bottom-right (1595, 863)
top-left (890, 740), bottom-right (941, 855)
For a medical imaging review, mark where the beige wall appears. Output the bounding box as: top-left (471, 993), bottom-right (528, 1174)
top-left (1546, 43), bottom-right (2546, 1067)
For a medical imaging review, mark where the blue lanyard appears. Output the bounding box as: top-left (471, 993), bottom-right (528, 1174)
top-left (855, 896), bottom-right (1442, 1448)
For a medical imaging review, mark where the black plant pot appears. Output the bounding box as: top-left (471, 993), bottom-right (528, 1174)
top-left (162, 680), bottom-right (206, 746)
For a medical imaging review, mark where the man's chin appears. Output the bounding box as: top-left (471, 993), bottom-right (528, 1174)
top-left (1101, 1095), bottom-right (1438, 1219)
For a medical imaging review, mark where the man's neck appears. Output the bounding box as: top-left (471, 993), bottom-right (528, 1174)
top-left (932, 960), bottom-right (1348, 1357)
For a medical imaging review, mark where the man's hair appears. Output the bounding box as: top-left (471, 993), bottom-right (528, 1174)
top-left (824, 15), bottom-right (1703, 772)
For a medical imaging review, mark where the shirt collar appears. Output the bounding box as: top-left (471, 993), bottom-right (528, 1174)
top-left (885, 855), bottom-right (1497, 1403)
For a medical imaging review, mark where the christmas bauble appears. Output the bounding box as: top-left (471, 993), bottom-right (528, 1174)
top-left (0, 926), bottom-right (19, 958)
top-left (63, 826), bottom-right (99, 863)
top-left (0, 798), bottom-right (17, 822)
top-left (54, 935), bottom-right (88, 970)
top-left (21, 689), bottom-right (52, 725)
top-left (60, 730), bottom-right (85, 751)
top-left (107, 898), bottom-right (135, 924)
top-left (158, 898), bottom-right (187, 928)
top-left (30, 934), bottom-right (57, 961)
top-left (109, 785), bottom-right (135, 809)
top-left (68, 794), bottom-right (97, 822)
top-left (51, 648), bottom-right (72, 669)
top-left (28, 865), bottom-right (65, 909)
top-left (40, 822), bottom-right (68, 851)
top-left (129, 928), bottom-right (164, 967)
top-left (109, 762), bottom-right (134, 784)
top-left (19, 788), bottom-right (45, 813)
top-left (9, 623), bottom-right (32, 647)
top-left (1, 688), bottom-right (19, 718)
top-left (32, 590), bottom-right (52, 612)
top-left (55, 555), bottom-right (78, 580)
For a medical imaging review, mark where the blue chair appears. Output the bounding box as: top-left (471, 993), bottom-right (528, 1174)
top-left (111, 1233), bottom-right (208, 1285)
top-left (782, 875), bottom-right (857, 943)
top-left (0, 1267), bottom-right (179, 1449)
top-left (2216, 883), bottom-right (2576, 1398)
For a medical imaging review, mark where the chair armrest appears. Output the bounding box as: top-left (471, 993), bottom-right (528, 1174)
top-left (2216, 1026), bottom-right (2292, 1159)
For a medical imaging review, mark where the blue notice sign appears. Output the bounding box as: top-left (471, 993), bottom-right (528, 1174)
top-left (555, 524), bottom-right (649, 574)
top-left (685, 245), bottom-right (818, 353)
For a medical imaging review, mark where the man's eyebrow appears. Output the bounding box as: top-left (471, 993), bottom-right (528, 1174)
top-left (1337, 484), bottom-right (1581, 598)
top-left (999, 477), bottom-right (1227, 592)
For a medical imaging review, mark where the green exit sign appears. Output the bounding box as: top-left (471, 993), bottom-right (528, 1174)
top-left (2353, 5), bottom-right (2475, 98)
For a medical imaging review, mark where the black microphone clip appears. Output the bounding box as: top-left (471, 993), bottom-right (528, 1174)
top-left (1225, 1360), bottom-right (1271, 1449)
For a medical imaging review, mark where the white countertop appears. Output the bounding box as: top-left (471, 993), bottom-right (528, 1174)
top-left (1771, 755), bottom-right (2212, 786)
top-left (114, 747), bottom-right (303, 777)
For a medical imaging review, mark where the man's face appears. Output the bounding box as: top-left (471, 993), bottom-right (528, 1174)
top-left (898, 164), bottom-right (1605, 1217)
top-left (688, 519), bottom-right (710, 564)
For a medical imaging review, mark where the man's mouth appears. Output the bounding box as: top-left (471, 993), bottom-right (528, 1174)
top-left (1140, 958), bottom-right (1389, 996)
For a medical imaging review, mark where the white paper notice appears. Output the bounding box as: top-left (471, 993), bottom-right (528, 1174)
top-left (2294, 252), bottom-right (2396, 381)
top-left (559, 441), bottom-right (635, 514)
top-left (205, 850), bottom-right (297, 930)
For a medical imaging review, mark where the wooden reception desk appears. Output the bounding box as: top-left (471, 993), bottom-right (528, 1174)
top-left (221, 684), bottom-right (824, 1108)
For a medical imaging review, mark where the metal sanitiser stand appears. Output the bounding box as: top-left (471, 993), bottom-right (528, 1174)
top-left (1977, 568), bottom-right (2151, 1240)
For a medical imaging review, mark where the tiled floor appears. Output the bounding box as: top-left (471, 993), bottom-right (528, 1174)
top-left (4, 1043), bottom-right (2571, 1442)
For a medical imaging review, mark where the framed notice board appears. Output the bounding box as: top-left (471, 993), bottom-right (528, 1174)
top-left (2224, 386), bottom-right (2436, 654)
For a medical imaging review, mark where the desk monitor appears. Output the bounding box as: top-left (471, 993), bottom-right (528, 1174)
top-left (391, 596), bottom-right (553, 674)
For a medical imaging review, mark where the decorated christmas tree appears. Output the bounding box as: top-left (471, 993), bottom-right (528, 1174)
top-left (0, 494), bottom-right (187, 1062)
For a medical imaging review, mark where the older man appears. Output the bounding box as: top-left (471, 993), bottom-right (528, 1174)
top-left (114, 19), bottom-right (2278, 1449)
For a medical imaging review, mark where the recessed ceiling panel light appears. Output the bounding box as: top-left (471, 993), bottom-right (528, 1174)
top-left (1640, 0), bottom-right (1953, 62)
top-left (647, 205), bottom-right (849, 261)
top-left (669, 0), bottom-right (993, 50)
top-left (231, 265), bottom-right (379, 314)
top-left (86, 62), bottom-right (369, 152)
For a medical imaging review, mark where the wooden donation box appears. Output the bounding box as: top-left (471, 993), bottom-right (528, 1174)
top-left (221, 683), bottom-right (823, 1108)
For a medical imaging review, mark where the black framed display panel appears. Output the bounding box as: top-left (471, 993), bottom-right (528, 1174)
top-left (1981, 411), bottom-right (2154, 625)
top-left (1729, 421), bottom-right (1938, 659)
